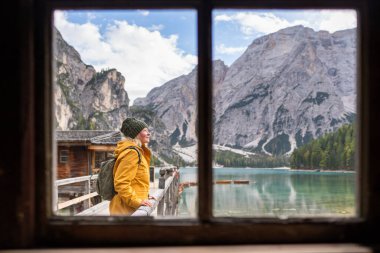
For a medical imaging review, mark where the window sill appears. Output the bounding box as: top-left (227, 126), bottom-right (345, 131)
top-left (4, 244), bottom-right (372, 253)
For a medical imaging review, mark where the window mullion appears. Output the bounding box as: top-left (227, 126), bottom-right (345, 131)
top-left (197, 0), bottom-right (213, 222)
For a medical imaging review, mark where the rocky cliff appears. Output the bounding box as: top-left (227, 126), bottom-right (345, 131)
top-left (54, 27), bottom-right (130, 130)
top-left (135, 25), bottom-right (356, 156)
top-left (54, 27), bottom-right (187, 164)
top-left (55, 25), bottom-right (357, 160)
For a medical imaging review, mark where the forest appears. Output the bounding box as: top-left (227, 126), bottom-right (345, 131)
top-left (290, 123), bottom-right (355, 170)
top-left (214, 150), bottom-right (289, 168)
top-left (212, 123), bottom-right (355, 170)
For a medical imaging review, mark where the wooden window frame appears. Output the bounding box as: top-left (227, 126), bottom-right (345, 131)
top-left (59, 150), bottom-right (69, 164)
top-left (30, 0), bottom-right (380, 247)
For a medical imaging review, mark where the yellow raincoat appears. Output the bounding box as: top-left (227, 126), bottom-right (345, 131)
top-left (109, 139), bottom-right (151, 215)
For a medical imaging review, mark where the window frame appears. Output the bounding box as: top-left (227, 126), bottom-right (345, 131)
top-left (33, 0), bottom-right (374, 246)
top-left (59, 150), bottom-right (69, 164)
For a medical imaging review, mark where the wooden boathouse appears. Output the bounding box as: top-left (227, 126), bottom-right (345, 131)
top-left (56, 130), bottom-right (122, 179)
top-left (56, 130), bottom-right (122, 215)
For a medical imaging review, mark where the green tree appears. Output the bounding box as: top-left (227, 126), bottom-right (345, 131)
top-left (290, 123), bottom-right (355, 170)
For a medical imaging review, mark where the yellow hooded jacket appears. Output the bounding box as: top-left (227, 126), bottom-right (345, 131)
top-left (109, 139), bottom-right (151, 215)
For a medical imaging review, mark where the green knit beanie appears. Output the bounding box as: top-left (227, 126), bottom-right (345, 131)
top-left (120, 117), bottom-right (148, 139)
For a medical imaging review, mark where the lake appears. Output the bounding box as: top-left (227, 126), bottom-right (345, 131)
top-left (177, 167), bottom-right (356, 218)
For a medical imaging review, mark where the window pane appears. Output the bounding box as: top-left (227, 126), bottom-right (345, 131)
top-left (53, 9), bottom-right (198, 218)
top-left (212, 9), bottom-right (358, 218)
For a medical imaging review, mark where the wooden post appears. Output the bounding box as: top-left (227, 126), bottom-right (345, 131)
top-left (91, 150), bottom-right (95, 173)
top-left (164, 186), bottom-right (171, 216)
top-left (164, 167), bottom-right (173, 215)
top-left (87, 149), bottom-right (91, 175)
top-left (54, 184), bottom-right (59, 214)
top-left (150, 166), bottom-right (155, 183)
top-left (157, 169), bottom-right (166, 216)
top-left (171, 168), bottom-right (179, 215)
top-left (167, 167), bottom-right (174, 177)
top-left (171, 177), bottom-right (176, 215)
top-left (87, 151), bottom-right (92, 208)
top-left (87, 177), bottom-right (91, 208)
top-left (81, 174), bottom-right (92, 210)
top-left (69, 193), bottom-right (75, 215)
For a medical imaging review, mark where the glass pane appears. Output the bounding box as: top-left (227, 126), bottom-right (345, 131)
top-left (53, 9), bottom-right (198, 218)
top-left (212, 9), bottom-right (358, 218)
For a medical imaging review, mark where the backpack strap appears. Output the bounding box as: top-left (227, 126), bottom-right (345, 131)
top-left (111, 146), bottom-right (141, 196)
top-left (117, 146), bottom-right (141, 163)
top-left (126, 146), bottom-right (141, 164)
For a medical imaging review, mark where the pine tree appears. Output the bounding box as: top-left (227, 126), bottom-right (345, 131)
top-left (290, 123), bottom-right (355, 170)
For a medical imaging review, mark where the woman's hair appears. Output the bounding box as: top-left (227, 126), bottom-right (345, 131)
top-left (123, 136), bottom-right (142, 147)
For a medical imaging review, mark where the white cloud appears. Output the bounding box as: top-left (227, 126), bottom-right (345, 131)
top-left (215, 14), bottom-right (233, 22)
top-left (215, 12), bottom-right (308, 36)
top-left (86, 12), bottom-right (97, 21)
top-left (214, 10), bottom-right (356, 36)
top-left (317, 10), bottom-right (357, 33)
top-left (54, 11), bottom-right (197, 104)
top-left (138, 10), bottom-right (150, 16)
top-left (148, 24), bottom-right (165, 31)
top-left (216, 44), bottom-right (246, 55)
top-left (54, 11), bottom-right (113, 65)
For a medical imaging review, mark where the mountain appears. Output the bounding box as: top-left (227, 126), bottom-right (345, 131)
top-left (135, 25), bottom-right (356, 156)
top-left (134, 60), bottom-right (229, 147)
top-left (54, 27), bottom-right (184, 164)
top-left (54, 25), bottom-right (357, 163)
top-left (54, 27), bottom-right (130, 130)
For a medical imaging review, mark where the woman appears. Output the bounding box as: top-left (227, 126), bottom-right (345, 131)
top-left (109, 117), bottom-right (154, 215)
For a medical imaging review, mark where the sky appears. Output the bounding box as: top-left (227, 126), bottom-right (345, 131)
top-left (54, 9), bottom-right (356, 104)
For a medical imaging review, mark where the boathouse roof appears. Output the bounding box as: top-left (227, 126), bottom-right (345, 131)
top-left (56, 130), bottom-right (123, 145)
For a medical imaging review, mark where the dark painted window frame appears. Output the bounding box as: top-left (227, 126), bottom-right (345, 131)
top-left (32, 0), bottom-right (380, 247)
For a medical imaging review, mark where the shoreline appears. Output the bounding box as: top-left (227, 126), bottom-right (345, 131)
top-left (289, 168), bottom-right (356, 173)
top-left (180, 166), bottom-right (356, 173)
top-left (244, 166), bottom-right (356, 173)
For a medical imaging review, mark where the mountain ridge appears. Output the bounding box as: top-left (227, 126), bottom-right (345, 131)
top-left (54, 27), bottom-right (131, 131)
top-left (54, 25), bottom-right (357, 162)
top-left (135, 25), bottom-right (356, 157)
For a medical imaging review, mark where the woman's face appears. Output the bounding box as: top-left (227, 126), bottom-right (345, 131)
top-left (137, 128), bottom-right (150, 144)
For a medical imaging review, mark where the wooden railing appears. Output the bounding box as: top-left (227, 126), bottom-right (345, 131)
top-left (132, 167), bottom-right (180, 216)
top-left (54, 174), bottom-right (98, 213)
top-left (55, 166), bottom-right (180, 216)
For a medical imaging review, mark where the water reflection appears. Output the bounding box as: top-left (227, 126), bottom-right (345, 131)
top-left (178, 167), bottom-right (355, 217)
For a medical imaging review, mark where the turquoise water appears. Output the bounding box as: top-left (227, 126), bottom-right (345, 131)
top-left (177, 167), bottom-right (356, 218)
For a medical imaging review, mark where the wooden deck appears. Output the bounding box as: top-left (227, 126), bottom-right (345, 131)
top-left (56, 166), bottom-right (179, 216)
top-left (76, 201), bottom-right (110, 216)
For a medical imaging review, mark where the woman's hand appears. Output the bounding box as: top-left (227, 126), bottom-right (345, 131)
top-left (148, 195), bottom-right (157, 200)
top-left (140, 199), bottom-right (153, 207)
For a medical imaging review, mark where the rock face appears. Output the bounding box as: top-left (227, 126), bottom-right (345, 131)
top-left (134, 66), bottom-right (199, 147)
top-left (54, 25), bottom-right (357, 158)
top-left (135, 25), bottom-right (357, 156)
top-left (54, 27), bottom-right (185, 164)
top-left (54, 27), bottom-right (130, 130)
top-left (134, 60), bottom-right (229, 147)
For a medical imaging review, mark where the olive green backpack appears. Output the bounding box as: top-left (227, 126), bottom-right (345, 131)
top-left (96, 146), bottom-right (141, 201)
